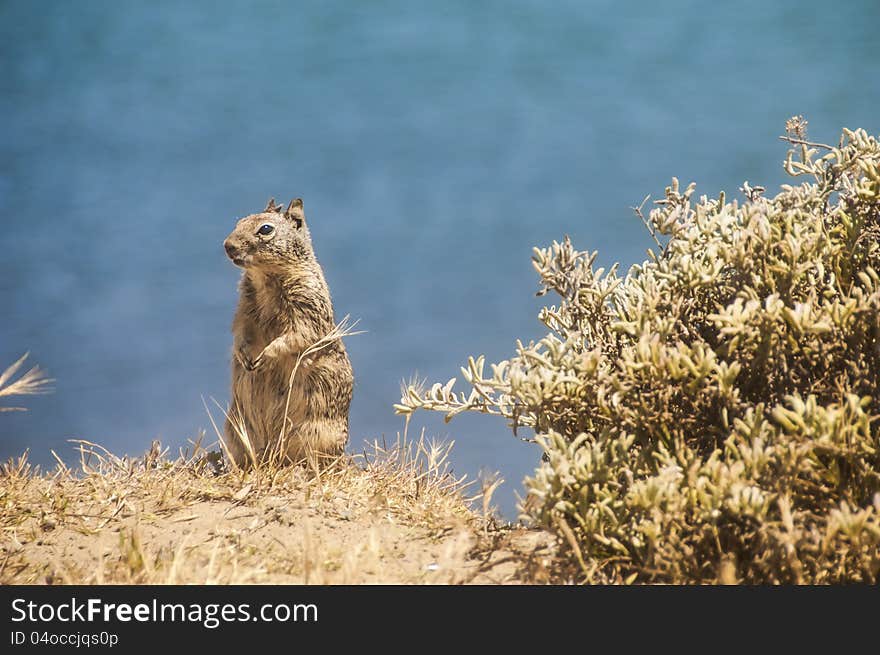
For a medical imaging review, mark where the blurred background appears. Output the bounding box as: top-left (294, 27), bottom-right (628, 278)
top-left (1, 0), bottom-right (878, 516)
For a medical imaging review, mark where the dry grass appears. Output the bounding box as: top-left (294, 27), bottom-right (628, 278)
top-left (0, 431), bottom-right (555, 585)
top-left (0, 353), bottom-right (53, 412)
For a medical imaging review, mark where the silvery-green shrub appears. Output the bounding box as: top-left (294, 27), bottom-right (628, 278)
top-left (398, 125), bottom-right (880, 583)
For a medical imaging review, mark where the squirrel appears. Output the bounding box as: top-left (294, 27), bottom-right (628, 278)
top-left (222, 197), bottom-right (353, 468)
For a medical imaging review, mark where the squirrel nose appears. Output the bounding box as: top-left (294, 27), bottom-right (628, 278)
top-left (224, 240), bottom-right (238, 257)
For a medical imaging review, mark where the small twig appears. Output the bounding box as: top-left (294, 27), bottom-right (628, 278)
top-left (68, 439), bottom-right (126, 471)
top-left (632, 194), bottom-right (662, 248)
top-left (50, 450), bottom-right (69, 476)
top-left (554, 514), bottom-right (591, 578)
top-left (94, 502), bottom-right (126, 530)
top-left (778, 135), bottom-right (833, 150)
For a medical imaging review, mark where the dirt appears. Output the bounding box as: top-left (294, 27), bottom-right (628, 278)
top-left (1, 453), bottom-right (557, 585)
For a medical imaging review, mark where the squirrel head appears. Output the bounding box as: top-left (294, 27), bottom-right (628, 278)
top-left (224, 197), bottom-right (315, 270)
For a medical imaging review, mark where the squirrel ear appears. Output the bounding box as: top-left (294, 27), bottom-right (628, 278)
top-left (285, 198), bottom-right (305, 226)
top-left (264, 197), bottom-right (282, 213)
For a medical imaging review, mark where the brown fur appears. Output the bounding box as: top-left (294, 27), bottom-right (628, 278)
top-left (223, 197), bottom-right (353, 468)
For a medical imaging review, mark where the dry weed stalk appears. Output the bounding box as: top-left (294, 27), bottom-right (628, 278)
top-left (0, 353), bottom-right (53, 412)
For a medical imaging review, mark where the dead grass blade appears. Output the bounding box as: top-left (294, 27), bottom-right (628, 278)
top-left (0, 353), bottom-right (53, 411)
top-left (274, 315), bottom-right (364, 461)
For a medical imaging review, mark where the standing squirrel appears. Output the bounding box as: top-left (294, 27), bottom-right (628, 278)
top-left (222, 197), bottom-right (353, 468)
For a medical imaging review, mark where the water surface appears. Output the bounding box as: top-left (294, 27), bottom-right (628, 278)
top-left (2, 1), bottom-right (878, 515)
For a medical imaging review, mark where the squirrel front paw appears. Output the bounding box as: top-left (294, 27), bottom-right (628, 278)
top-left (235, 347), bottom-right (262, 372)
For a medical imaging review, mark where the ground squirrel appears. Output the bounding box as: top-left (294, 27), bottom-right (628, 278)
top-left (223, 197), bottom-right (353, 468)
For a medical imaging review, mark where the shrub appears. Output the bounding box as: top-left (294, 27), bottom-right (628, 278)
top-left (397, 123), bottom-right (880, 583)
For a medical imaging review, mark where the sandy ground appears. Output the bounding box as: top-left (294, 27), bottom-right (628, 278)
top-left (1, 446), bottom-right (556, 585)
top-left (5, 495), bottom-right (553, 585)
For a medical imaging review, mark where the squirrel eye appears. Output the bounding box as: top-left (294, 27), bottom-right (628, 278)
top-left (257, 224), bottom-right (274, 236)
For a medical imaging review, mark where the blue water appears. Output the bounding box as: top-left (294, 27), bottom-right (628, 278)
top-left (1, 1), bottom-right (878, 516)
